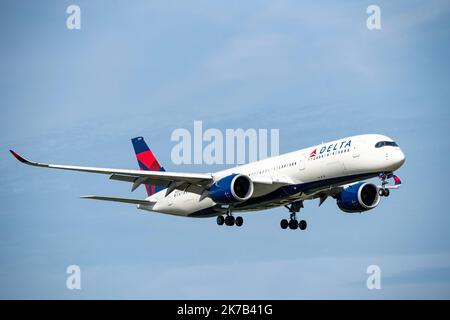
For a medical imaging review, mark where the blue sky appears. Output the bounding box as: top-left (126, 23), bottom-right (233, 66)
top-left (1, 0), bottom-right (450, 299)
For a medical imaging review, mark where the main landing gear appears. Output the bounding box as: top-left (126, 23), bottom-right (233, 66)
top-left (281, 201), bottom-right (307, 231)
top-left (216, 208), bottom-right (243, 227)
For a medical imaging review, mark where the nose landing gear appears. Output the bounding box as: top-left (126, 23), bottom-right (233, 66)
top-left (378, 172), bottom-right (402, 197)
top-left (281, 201), bottom-right (307, 231)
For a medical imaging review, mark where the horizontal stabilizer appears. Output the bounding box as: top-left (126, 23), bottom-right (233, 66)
top-left (80, 195), bottom-right (155, 206)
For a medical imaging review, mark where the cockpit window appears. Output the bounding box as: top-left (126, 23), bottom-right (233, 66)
top-left (375, 141), bottom-right (398, 148)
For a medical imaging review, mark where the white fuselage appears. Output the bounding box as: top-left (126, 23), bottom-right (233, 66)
top-left (138, 134), bottom-right (405, 217)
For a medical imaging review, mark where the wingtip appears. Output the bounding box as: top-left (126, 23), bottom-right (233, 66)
top-left (9, 150), bottom-right (28, 163)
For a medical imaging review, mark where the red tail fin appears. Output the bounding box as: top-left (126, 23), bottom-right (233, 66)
top-left (131, 137), bottom-right (165, 196)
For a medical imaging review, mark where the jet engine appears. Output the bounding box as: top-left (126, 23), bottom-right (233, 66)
top-left (336, 182), bottom-right (380, 213)
top-left (209, 174), bottom-right (254, 204)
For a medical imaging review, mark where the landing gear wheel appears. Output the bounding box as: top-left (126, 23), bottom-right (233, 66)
top-left (235, 216), bottom-right (243, 227)
top-left (299, 220), bottom-right (307, 230)
top-left (289, 219), bottom-right (299, 230)
top-left (217, 215), bottom-right (224, 226)
top-left (225, 215), bottom-right (235, 226)
top-left (280, 219), bottom-right (289, 229)
top-left (379, 189), bottom-right (387, 197)
top-left (384, 189), bottom-right (390, 197)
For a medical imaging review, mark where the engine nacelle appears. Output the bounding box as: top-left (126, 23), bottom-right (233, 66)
top-left (336, 182), bottom-right (380, 213)
top-left (209, 174), bottom-right (254, 204)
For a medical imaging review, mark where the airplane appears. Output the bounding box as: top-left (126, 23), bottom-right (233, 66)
top-left (9, 134), bottom-right (405, 230)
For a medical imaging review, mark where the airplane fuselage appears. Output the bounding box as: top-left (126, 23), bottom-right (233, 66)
top-left (141, 134), bottom-right (405, 217)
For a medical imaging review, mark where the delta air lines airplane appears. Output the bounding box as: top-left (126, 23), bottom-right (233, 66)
top-left (10, 134), bottom-right (405, 230)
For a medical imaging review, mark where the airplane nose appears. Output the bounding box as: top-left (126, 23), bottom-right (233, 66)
top-left (385, 148), bottom-right (405, 171)
top-left (396, 149), bottom-right (406, 167)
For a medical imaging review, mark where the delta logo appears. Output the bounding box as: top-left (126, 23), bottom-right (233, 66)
top-left (309, 140), bottom-right (352, 158)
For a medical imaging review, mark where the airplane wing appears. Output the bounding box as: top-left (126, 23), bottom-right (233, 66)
top-left (80, 195), bottom-right (156, 206)
top-left (9, 150), bottom-right (295, 198)
top-left (9, 150), bottom-right (213, 193)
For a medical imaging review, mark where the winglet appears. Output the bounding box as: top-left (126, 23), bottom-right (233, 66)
top-left (9, 150), bottom-right (29, 164)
